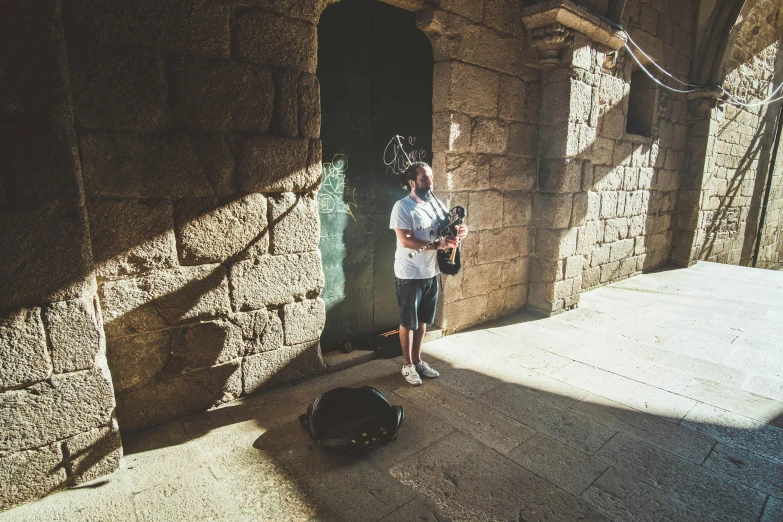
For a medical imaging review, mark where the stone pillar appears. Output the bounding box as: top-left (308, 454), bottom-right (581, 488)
top-left (671, 92), bottom-right (721, 266)
top-left (521, 0), bottom-right (626, 316)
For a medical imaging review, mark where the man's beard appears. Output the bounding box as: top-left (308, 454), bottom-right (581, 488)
top-left (414, 183), bottom-right (431, 200)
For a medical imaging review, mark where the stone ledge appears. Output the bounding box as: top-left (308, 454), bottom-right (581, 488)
top-left (520, 0), bottom-right (626, 51)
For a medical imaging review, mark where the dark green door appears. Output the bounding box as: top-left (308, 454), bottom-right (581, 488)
top-left (317, 0), bottom-right (433, 351)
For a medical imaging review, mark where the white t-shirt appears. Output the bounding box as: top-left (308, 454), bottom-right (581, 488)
top-left (389, 195), bottom-right (448, 279)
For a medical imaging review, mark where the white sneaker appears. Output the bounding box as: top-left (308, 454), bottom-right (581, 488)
top-left (401, 364), bottom-right (422, 385)
top-left (415, 360), bottom-right (440, 378)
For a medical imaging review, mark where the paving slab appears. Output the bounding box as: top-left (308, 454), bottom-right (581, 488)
top-left (3, 261), bottom-right (783, 521)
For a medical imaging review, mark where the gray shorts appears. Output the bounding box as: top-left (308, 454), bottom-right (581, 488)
top-left (395, 276), bottom-right (438, 330)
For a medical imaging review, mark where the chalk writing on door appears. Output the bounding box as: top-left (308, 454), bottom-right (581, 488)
top-left (318, 154), bottom-right (358, 220)
top-left (382, 135), bottom-right (427, 176)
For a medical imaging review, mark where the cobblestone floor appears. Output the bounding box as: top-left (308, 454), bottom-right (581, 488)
top-left (2, 261), bottom-right (782, 521)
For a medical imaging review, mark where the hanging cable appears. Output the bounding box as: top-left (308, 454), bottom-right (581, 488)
top-left (576, 3), bottom-right (783, 108)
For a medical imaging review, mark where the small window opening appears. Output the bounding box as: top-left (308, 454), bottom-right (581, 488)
top-left (626, 68), bottom-right (656, 137)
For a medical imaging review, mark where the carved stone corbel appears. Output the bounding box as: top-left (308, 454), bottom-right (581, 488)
top-left (531, 23), bottom-right (574, 69)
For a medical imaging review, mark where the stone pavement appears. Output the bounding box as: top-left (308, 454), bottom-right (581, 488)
top-left (2, 261), bottom-right (782, 522)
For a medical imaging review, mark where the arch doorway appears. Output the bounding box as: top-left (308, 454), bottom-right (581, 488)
top-left (317, 0), bottom-right (434, 351)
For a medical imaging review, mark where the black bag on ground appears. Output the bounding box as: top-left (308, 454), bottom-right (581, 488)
top-left (299, 386), bottom-right (404, 453)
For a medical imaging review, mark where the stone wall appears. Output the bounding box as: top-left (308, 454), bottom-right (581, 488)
top-left (59, 0), bottom-right (332, 433)
top-left (579, 0), bottom-right (695, 291)
top-left (0, 1), bottom-right (120, 510)
top-left (420, 2), bottom-right (536, 332)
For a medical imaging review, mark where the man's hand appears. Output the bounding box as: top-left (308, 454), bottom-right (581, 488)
top-left (438, 236), bottom-right (459, 249)
top-left (456, 225), bottom-right (468, 240)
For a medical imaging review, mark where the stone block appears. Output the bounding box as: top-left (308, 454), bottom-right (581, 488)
top-left (601, 107), bottom-right (626, 139)
top-left (629, 215), bottom-right (647, 237)
top-left (591, 243), bottom-right (611, 267)
top-left (433, 112), bottom-right (471, 153)
top-left (229, 309), bottom-right (284, 355)
top-left (487, 284), bottom-right (528, 320)
top-left (0, 122), bottom-right (82, 211)
top-left (433, 61), bottom-right (499, 117)
top-left (600, 261), bottom-right (620, 282)
top-left (43, 297), bottom-right (102, 374)
top-left (0, 368), bottom-right (114, 453)
top-left (502, 257), bottom-right (529, 286)
top-left (593, 165), bottom-right (623, 191)
top-left (64, 422), bottom-right (122, 485)
top-left (68, 44), bottom-right (169, 132)
top-left (478, 227), bottom-right (531, 262)
top-left (498, 75), bottom-right (526, 122)
top-left (442, 154), bottom-right (490, 191)
top-left (269, 193), bottom-right (320, 254)
top-left (564, 255), bottom-right (583, 279)
top-left (469, 190), bottom-right (504, 230)
top-left (88, 198), bottom-right (177, 280)
top-left (173, 56), bottom-right (273, 132)
top-left (175, 194), bottom-right (268, 265)
top-left (116, 361), bottom-right (242, 432)
top-left (0, 308), bottom-right (51, 390)
top-left (234, 10), bottom-right (317, 73)
top-left (610, 238), bottom-right (635, 262)
top-left (599, 74), bottom-right (625, 106)
top-left (437, 0), bottom-right (483, 21)
top-left (100, 265), bottom-right (231, 338)
top-left (535, 228), bottom-right (578, 260)
top-left (571, 192), bottom-right (589, 227)
top-left (443, 295), bottom-right (488, 333)
top-left (533, 193), bottom-right (574, 228)
top-left (586, 191), bottom-right (601, 221)
top-left (274, 69), bottom-right (299, 137)
top-left (538, 159), bottom-right (582, 193)
top-left (0, 207), bottom-right (95, 314)
top-left (470, 118), bottom-right (508, 154)
top-left (462, 262), bottom-right (503, 298)
top-left (488, 156), bottom-right (535, 191)
top-left (80, 132), bottom-right (234, 198)
top-left (503, 191), bottom-right (533, 227)
top-left (507, 123), bottom-right (538, 158)
top-left (583, 266), bottom-right (601, 288)
top-left (540, 82), bottom-right (570, 125)
top-left (577, 220), bottom-right (604, 255)
top-left (283, 299), bottom-right (326, 345)
top-left (539, 123), bottom-right (580, 159)
top-left (569, 81), bottom-right (593, 125)
top-left (230, 252), bottom-right (324, 310)
top-left (529, 257), bottom-right (564, 284)
top-left (605, 217), bottom-right (630, 241)
top-left (63, 0), bottom-right (230, 57)
top-left (0, 442), bottom-right (65, 512)
top-left (600, 192), bottom-right (618, 219)
top-left (237, 135), bottom-right (316, 193)
top-left (299, 74), bottom-right (321, 139)
top-left (107, 330), bottom-right (171, 393)
top-left (234, 0), bottom-right (333, 23)
top-left (243, 340), bottom-right (325, 394)
top-left (591, 136), bottom-right (615, 165)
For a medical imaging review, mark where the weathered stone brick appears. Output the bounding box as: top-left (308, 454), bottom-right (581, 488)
top-left (539, 123), bottom-right (580, 159)
top-left (507, 123), bottom-right (538, 158)
top-left (116, 361), bottom-right (241, 432)
top-left (243, 340), bottom-right (325, 394)
top-left (283, 299), bottom-right (325, 345)
top-left (173, 56), bottom-right (273, 132)
top-left (274, 69), bottom-right (299, 137)
top-left (471, 118), bottom-right (508, 154)
top-left (577, 220), bottom-right (604, 255)
top-left (237, 135), bottom-right (316, 193)
top-left (0, 308), bottom-right (51, 390)
top-left (443, 294), bottom-right (488, 333)
top-left (502, 257), bottom-right (529, 286)
top-left (0, 207), bottom-right (95, 314)
top-left (583, 266), bottom-right (601, 288)
top-left (298, 74), bottom-right (320, 139)
top-left (462, 262), bottom-right (503, 298)
top-left (571, 192), bottom-right (589, 227)
top-left (68, 44), bottom-right (169, 132)
top-left (443, 154), bottom-right (490, 191)
top-left (269, 193), bottom-right (320, 254)
top-left (487, 283), bottom-right (528, 320)
top-left (499, 75), bottom-right (526, 121)
top-left (242, 311), bottom-right (284, 355)
top-left (610, 238), bottom-right (635, 262)
top-left (173, 320), bottom-right (245, 372)
top-left (88, 198), bottom-right (177, 280)
top-left (43, 298), bottom-right (102, 374)
top-left (230, 252), bottom-right (324, 310)
top-left (80, 132), bottom-right (234, 198)
top-left (533, 193), bottom-right (574, 229)
top-left (433, 112), bottom-right (471, 153)
top-left (600, 192), bottom-right (618, 219)
top-left (106, 330), bottom-right (170, 393)
top-left (605, 217), bottom-right (630, 241)
top-left (593, 165), bottom-right (624, 191)
top-left (587, 191), bottom-right (601, 221)
top-left (478, 227), bottom-right (531, 262)
top-left (433, 61), bottom-right (499, 117)
top-left (539, 159), bottom-right (582, 193)
top-left (100, 265), bottom-right (231, 338)
top-left (234, 10), bottom-right (317, 73)
top-left (564, 255), bottom-right (583, 279)
top-left (64, 422), bottom-right (122, 485)
top-left (600, 261), bottom-right (620, 282)
top-left (0, 368), bottom-right (114, 453)
top-left (63, 0), bottom-right (230, 57)
top-left (503, 191), bottom-right (533, 227)
top-left (438, 0), bottom-right (483, 21)
top-left (601, 107), bottom-right (626, 139)
top-left (469, 190), bottom-right (505, 230)
top-left (535, 228), bottom-right (578, 260)
top-left (0, 442), bottom-right (65, 512)
top-left (529, 256), bottom-right (564, 283)
top-left (488, 156), bottom-right (535, 191)
top-left (175, 194), bottom-right (268, 265)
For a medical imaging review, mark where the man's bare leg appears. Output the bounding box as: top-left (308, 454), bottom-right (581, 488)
top-left (399, 326), bottom-right (413, 366)
top-left (411, 323), bottom-right (426, 364)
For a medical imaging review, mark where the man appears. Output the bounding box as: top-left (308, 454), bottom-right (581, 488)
top-left (389, 161), bottom-right (468, 385)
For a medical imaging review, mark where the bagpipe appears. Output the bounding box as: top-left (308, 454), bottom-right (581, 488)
top-left (392, 136), bottom-right (466, 276)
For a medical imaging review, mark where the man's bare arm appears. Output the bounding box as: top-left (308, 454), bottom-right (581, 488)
top-left (393, 228), bottom-right (457, 250)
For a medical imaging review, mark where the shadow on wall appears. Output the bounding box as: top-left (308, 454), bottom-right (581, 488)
top-left (97, 318), bottom-right (783, 522)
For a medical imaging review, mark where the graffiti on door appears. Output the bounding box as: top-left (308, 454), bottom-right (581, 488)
top-left (318, 153), bottom-right (358, 220)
